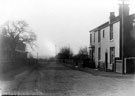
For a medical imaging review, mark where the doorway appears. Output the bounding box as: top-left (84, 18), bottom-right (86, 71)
top-left (105, 52), bottom-right (108, 72)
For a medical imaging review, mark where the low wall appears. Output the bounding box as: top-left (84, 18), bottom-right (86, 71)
top-left (115, 60), bottom-right (123, 73)
top-left (1, 58), bottom-right (28, 73)
top-left (125, 58), bottom-right (135, 73)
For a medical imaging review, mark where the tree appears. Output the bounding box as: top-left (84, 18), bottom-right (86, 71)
top-left (57, 46), bottom-right (73, 60)
top-left (1, 20), bottom-right (37, 52)
top-left (73, 47), bottom-right (90, 68)
top-left (78, 47), bottom-right (88, 56)
top-left (77, 47), bottom-right (89, 59)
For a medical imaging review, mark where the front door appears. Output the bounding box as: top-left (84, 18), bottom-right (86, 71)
top-left (105, 52), bottom-right (108, 72)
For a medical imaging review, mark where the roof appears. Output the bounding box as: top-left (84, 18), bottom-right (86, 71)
top-left (89, 21), bottom-right (109, 32)
top-left (89, 16), bottom-right (120, 33)
top-left (89, 13), bottom-right (135, 33)
top-left (129, 14), bottom-right (135, 19)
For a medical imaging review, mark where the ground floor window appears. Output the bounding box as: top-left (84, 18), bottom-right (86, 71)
top-left (89, 50), bottom-right (92, 58)
top-left (110, 47), bottom-right (115, 64)
top-left (98, 47), bottom-right (101, 60)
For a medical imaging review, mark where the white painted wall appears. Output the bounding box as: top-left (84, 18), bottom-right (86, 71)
top-left (110, 21), bottom-right (120, 58)
top-left (100, 26), bottom-right (110, 64)
top-left (93, 27), bottom-right (110, 68)
top-left (91, 21), bottom-right (120, 70)
top-left (94, 30), bottom-right (99, 68)
top-left (90, 31), bottom-right (95, 45)
top-left (108, 21), bottom-right (120, 70)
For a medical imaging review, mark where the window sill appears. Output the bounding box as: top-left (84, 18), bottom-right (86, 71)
top-left (110, 39), bottom-right (114, 42)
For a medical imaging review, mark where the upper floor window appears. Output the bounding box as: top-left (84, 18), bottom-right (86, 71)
top-left (98, 30), bottom-right (101, 42)
top-left (90, 34), bottom-right (92, 43)
top-left (94, 32), bottom-right (95, 43)
top-left (110, 24), bottom-right (113, 40)
top-left (103, 30), bottom-right (105, 38)
top-left (133, 19), bottom-right (135, 26)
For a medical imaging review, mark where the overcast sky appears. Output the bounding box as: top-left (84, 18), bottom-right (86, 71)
top-left (0, 0), bottom-right (135, 57)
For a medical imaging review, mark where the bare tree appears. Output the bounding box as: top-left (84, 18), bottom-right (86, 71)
top-left (75, 46), bottom-right (89, 60)
top-left (57, 46), bottom-right (73, 60)
top-left (78, 47), bottom-right (88, 56)
top-left (1, 20), bottom-right (37, 51)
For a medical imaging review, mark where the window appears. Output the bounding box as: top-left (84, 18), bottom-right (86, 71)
top-left (110, 24), bottom-right (113, 40)
top-left (90, 34), bottom-right (92, 43)
top-left (98, 47), bottom-right (101, 60)
top-left (90, 50), bottom-right (92, 55)
top-left (98, 30), bottom-right (101, 42)
top-left (94, 32), bottom-right (95, 43)
top-left (133, 20), bottom-right (135, 34)
top-left (103, 30), bottom-right (105, 38)
top-left (110, 47), bottom-right (115, 64)
top-left (89, 50), bottom-right (92, 57)
top-left (133, 19), bottom-right (135, 26)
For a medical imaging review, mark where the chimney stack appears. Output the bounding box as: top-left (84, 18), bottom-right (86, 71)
top-left (119, 4), bottom-right (129, 17)
top-left (110, 12), bottom-right (115, 23)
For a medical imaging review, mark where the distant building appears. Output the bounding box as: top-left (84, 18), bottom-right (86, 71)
top-left (89, 4), bottom-right (135, 73)
top-left (0, 35), bottom-right (27, 62)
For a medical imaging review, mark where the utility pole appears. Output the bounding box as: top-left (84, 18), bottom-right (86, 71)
top-left (119, 0), bottom-right (124, 74)
top-left (119, 0), bottom-right (125, 74)
top-left (119, 0), bottom-right (130, 74)
top-left (119, 0), bottom-right (128, 74)
top-left (122, 0), bottom-right (124, 74)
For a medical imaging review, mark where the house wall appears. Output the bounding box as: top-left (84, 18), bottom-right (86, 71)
top-left (94, 26), bottom-right (111, 69)
top-left (108, 21), bottom-right (120, 70)
top-left (89, 4), bottom-right (134, 73)
top-left (100, 27), bottom-right (110, 68)
top-left (89, 31), bottom-right (95, 60)
top-left (113, 21), bottom-right (120, 58)
top-left (90, 21), bottom-right (120, 70)
top-left (90, 31), bottom-right (95, 45)
top-left (94, 30), bottom-right (98, 68)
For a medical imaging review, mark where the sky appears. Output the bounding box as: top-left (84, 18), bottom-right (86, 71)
top-left (0, 0), bottom-right (135, 58)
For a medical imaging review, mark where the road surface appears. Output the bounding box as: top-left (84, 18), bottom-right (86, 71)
top-left (2, 61), bottom-right (135, 96)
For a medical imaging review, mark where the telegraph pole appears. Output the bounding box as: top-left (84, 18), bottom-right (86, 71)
top-left (120, 0), bottom-right (127, 74)
top-left (119, 0), bottom-right (130, 74)
top-left (121, 0), bottom-right (124, 74)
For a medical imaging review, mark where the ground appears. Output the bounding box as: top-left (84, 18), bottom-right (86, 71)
top-left (0, 61), bottom-right (135, 96)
